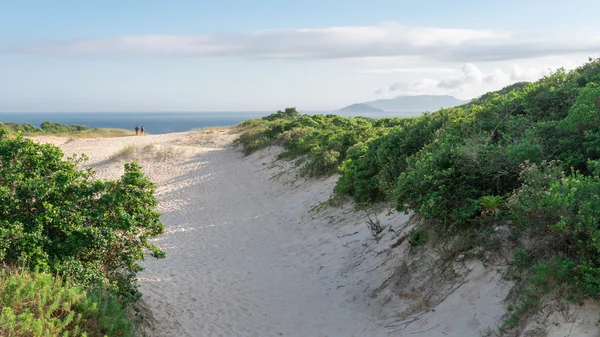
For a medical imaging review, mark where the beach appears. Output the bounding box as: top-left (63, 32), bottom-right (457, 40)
top-left (33, 129), bottom-right (598, 337)
top-left (37, 129), bottom-right (387, 336)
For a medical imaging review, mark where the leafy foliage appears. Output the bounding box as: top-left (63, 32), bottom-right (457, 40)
top-left (509, 162), bottom-right (600, 297)
top-left (0, 132), bottom-right (165, 301)
top-left (236, 107), bottom-right (404, 176)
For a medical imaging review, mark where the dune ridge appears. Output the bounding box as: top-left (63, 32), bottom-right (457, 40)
top-left (35, 129), bottom-right (599, 337)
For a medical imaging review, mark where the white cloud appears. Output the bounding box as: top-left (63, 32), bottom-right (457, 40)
top-left (510, 65), bottom-right (546, 81)
top-left (5, 23), bottom-right (599, 62)
top-left (437, 77), bottom-right (465, 90)
top-left (359, 67), bottom-right (457, 74)
top-left (381, 78), bottom-right (439, 95)
top-left (5, 24), bottom-right (508, 60)
top-left (379, 63), bottom-right (550, 97)
top-left (411, 79), bottom-right (440, 91)
top-left (388, 82), bottom-right (406, 91)
top-left (436, 63), bottom-right (484, 90)
top-left (462, 63), bottom-right (484, 82)
top-left (485, 69), bottom-right (511, 85)
top-left (374, 87), bottom-right (387, 95)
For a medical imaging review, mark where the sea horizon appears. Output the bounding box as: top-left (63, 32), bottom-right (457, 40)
top-left (0, 111), bottom-right (282, 134)
top-left (0, 110), bottom-right (422, 134)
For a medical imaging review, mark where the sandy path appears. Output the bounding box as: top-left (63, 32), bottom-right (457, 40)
top-left (37, 130), bottom-right (575, 337)
top-left (38, 131), bottom-right (384, 336)
top-left (139, 139), bottom-right (377, 336)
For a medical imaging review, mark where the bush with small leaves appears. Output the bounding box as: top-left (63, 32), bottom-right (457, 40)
top-left (408, 229), bottom-right (429, 246)
top-left (0, 132), bottom-right (165, 301)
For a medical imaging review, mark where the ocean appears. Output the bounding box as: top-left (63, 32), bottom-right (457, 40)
top-left (0, 112), bottom-right (272, 134)
top-left (0, 110), bottom-right (422, 134)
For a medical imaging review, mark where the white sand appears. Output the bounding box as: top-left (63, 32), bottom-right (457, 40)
top-left (34, 130), bottom-right (599, 337)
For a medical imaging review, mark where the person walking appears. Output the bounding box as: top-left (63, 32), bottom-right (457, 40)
top-left (135, 125), bottom-right (140, 135)
top-left (141, 125), bottom-right (145, 135)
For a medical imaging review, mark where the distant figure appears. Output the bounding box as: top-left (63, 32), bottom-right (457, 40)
top-left (141, 125), bottom-right (145, 135)
top-left (135, 125), bottom-right (140, 135)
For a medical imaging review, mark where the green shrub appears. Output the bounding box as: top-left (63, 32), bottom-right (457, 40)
top-left (237, 109), bottom-right (391, 177)
top-left (335, 141), bottom-right (382, 202)
top-left (301, 148), bottom-right (341, 176)
top-left (396, 132), bottom-right (520, 228)
top-left (408, 229), bottom-right (429, 246)
top-left (261, 107), bottom-right (300, 121)
top-left (0, 121), bottom-right (90, 135)
top-left (509, 161), bottom-right (600, 296)
top-left (335, 113), bottom-right (447, 203)
top-left (0, 268), bottom-right (131, 337)
top-left (560, 83), bottom-right (600, 131)
top-left (479, 195), bottom-right (504, 217)
top-left (0, 132), bottom-right (165, 301)
top-left (40, 121), bottom-right (90, 133)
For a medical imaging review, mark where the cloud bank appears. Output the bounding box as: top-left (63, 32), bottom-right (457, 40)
top-left (4, 23), bottom-right (599, 62)
top-left (379, 64), bottom-right (548, 96)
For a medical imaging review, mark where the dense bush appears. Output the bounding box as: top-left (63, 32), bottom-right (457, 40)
top-left (396, 132), bottom-right (522, 228)
top-left (0, 268), bottom-right (131, 337)
top-left (236, 107), bottom-right (404, 176)
top-left (509, 161), bottom-right (600, 296)
top-left (0, 121), bottom-right (89, 134)
top-left (0, 132), bottom-right (165, 301)
top-left (336, 112), bottom-right (448, 203)
top-left (40, 121), bottom-right (89, 133)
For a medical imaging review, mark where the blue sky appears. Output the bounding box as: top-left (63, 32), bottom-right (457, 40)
top-left (1, 0), bottom-right (599, 112)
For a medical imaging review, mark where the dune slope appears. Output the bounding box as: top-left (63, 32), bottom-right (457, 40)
top-left (35, 129), bottom-right (596, 337)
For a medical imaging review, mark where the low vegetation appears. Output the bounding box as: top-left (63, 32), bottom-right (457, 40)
top-left (62, 128), bottom-right (136, 138)
top-left (108, 145), bottom-right (139, 163)
top-left (0, 269), bottom-right (131, 337)
top-left (237, 57), bottom-right (600, 332)
top-left (108, 143), bottom-right (185, 163)
top-left (0, 131), bottom-right (165, 335)
top-left (0, 121), bottom-right (90, 134)
top-left (0, 121), bottom-right (135, 138)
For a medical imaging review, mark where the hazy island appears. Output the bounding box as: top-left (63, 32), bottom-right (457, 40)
top-left (338, 102), bottom-right (385, 113)
top-left (340, 94), bottom-right (468, 113)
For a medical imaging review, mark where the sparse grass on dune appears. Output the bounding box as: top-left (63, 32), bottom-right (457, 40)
top-left (21, 128), bottom-right (136, 140)
top-left (191, 126), bottom-right (232, 134)
top-left (47, 128), bottom-right (137, 138)
top-left (154, 146), bottom-right (185, 161)
top-left (108, 143), bottom-right (186, 163)
top-left (108, 145), bottom-right (138, 163)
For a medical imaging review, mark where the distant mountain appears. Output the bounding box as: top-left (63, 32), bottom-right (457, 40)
top-left (338, 103), bottom-right (385, 113)
top-left (341, 95), bottom-right (468, 113)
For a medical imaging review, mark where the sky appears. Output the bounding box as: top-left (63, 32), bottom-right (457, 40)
top-left (1, 0), bottom-right (600, 112)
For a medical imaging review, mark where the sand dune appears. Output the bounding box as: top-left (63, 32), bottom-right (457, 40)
top-left (34, 130), bottom-right (599, 337)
